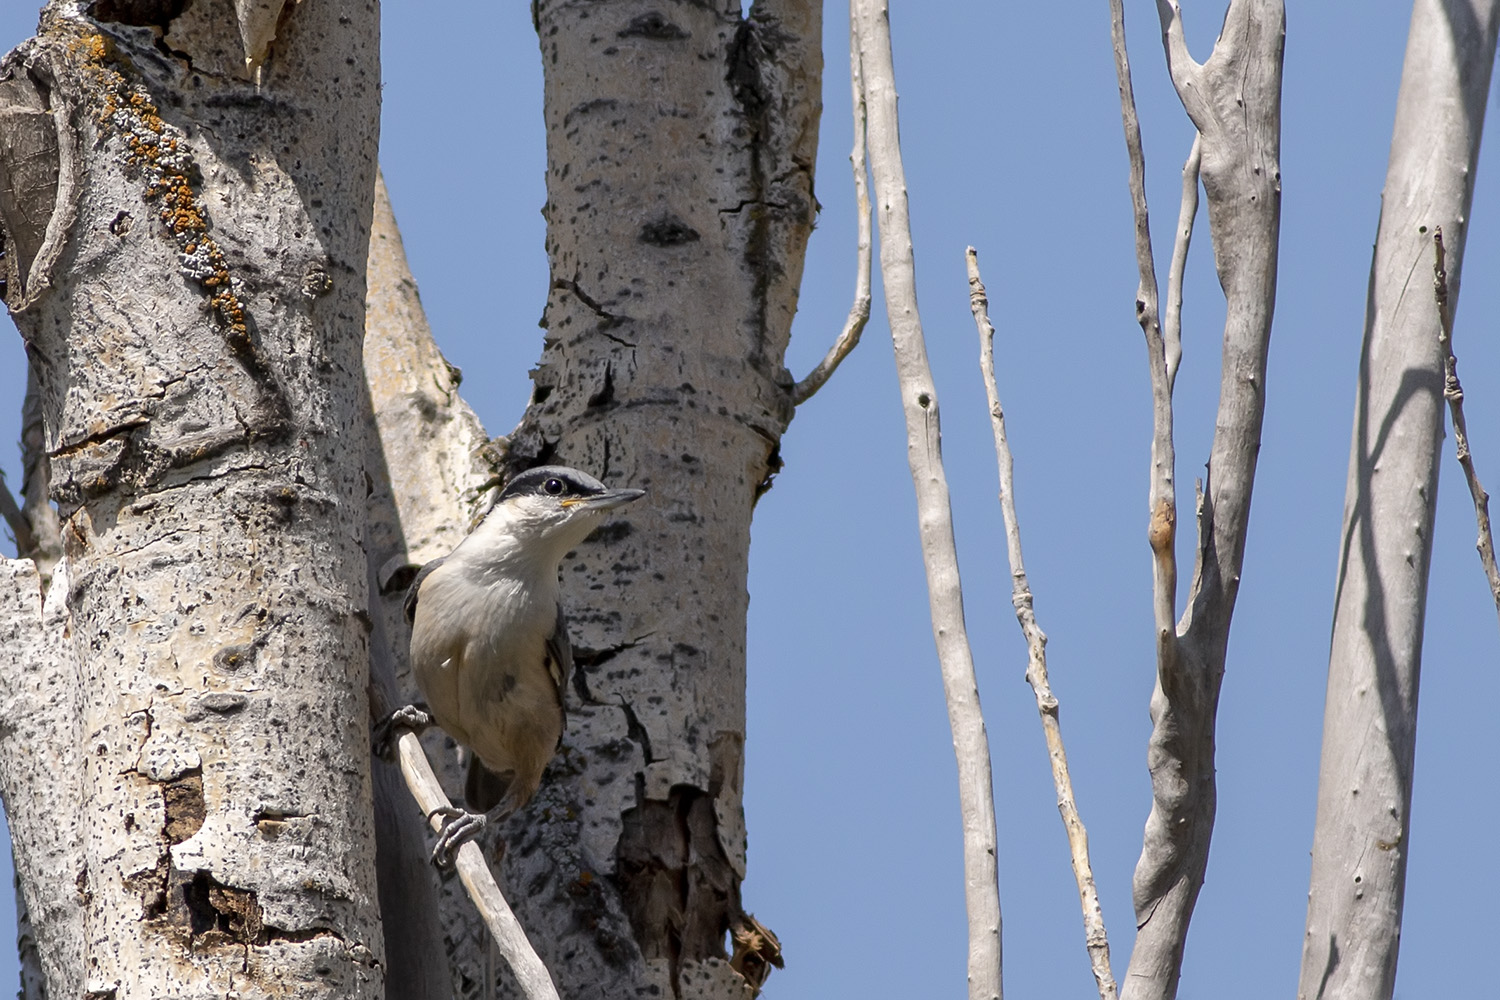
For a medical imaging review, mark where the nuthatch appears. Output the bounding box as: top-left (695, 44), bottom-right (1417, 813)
top-left (384, 465), bottom-right (644, 863)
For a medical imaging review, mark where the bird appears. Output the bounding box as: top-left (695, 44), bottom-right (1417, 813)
top-left (382, 465), bottom-right (644, 864)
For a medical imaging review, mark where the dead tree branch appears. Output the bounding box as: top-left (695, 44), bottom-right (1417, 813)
top-left (393, 731), bottom-right (561, 1000)
top-left (1106, 3), bottom-right (1285, 998)
top-left (1106, 0), bottom-right (1180, 689)
top-left (852, 3), bottom-right (1002, 997)
top-left (1163, 135), bottom-right (1201, 390)
top-left (968, 247), bottom-right (1117, 1000)
top-left (792, 17), bottom-right (871, 407)
top-left (1302, 4), bottom-right (1500, 994)
top-left (1433, 226), bottom-right (1500, 628)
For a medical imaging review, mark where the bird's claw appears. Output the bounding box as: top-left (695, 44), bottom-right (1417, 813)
top-left (428, 805), bottom-right (486, 867)
top-left (372, 704), bottom-right (433, 759)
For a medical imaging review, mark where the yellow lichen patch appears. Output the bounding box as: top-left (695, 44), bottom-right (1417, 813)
top-left (69, 26), bottom-right (251, 345)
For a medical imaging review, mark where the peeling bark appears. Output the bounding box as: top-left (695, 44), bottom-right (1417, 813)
top-left (0, 0), bottom-right (384, 993)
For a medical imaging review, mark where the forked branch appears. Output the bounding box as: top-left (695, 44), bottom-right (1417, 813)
top-left (1433, 227), bottom-right (1500, 627)
top-left (1107, 0), bottom-right (1179, 678)
top-left (968, 248), bottom-right (1116, 1000)
top-left (1109, 2), bottom-right (1285, 998)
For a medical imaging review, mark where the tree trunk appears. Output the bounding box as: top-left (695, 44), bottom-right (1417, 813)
top-left (468, 1), bottom-right (822, 996)
top-left (0, 0), bottom-right (384, 993)
top-left (1300, 2), bottom-right (1500, 997)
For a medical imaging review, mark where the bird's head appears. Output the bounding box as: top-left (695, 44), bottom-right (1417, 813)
top-left (479, 465), bottom-right (645, 560)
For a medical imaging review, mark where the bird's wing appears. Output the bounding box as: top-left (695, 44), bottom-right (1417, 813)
top-left (402, 557), bottom-right (447, 626)
top-left (545, 603), bottom-right (574, 745)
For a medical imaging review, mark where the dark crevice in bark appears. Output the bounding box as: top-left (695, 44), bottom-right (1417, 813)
top-left (615, 786), bottom-right (740, 999)
top-left (617, 13), bottom-right (690, 41)
top-left (725, 13), bottom-right (783, 373)
top-left (87, 0), bottom-right (189, 28)
top-left (638, 214), bottom-right (700, 247)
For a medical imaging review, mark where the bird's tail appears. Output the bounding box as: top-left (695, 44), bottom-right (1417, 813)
top-left (464, 755), bottom-right (510, 814)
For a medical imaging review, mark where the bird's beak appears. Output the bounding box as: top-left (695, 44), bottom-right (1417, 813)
top-left (562, 488), bottom-right (646, 512)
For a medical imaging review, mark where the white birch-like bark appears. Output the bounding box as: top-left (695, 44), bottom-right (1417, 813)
top-left (1104, 3), bottom-right (1284, 997)
top-left (471, 3), bottom-right (823, 997)
top-left (0, 1), bottom-right (384, 993)
top-left (0, 557), bottom-right (82, 997)
top-left (852, 4), bottom-right (1002, 998)
top-left (1300, 3), bottom-right (1500, 996)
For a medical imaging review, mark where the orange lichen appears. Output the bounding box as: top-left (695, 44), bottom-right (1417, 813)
top-left (73, 27), bottom-right (250, 344)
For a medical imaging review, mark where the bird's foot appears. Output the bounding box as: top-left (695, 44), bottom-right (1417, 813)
top-left (372, 704), bottom-right (433, 759)
top-left (428, 806), bottom-right (487, 867)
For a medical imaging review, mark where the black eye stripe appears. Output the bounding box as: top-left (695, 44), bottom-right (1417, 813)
top-left (497, 466), bottom-right (609, 504)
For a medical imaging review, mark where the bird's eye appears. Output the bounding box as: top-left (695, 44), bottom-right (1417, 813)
top-left (543, 478), bottom-right (565, 496)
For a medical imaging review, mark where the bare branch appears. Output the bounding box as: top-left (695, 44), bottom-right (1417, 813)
top-left (791, 20), bottom-right (871, 407)
top-left (852, 4), bottom-right (1002, 997)
top-left (1302, 4), bottom-right (1500, 993)
top-left (393, 732), bottom-right (561, 1000)
top-left (1162, 135), bottom-right (1201, 390)
top-left (968, 247), bottom-right (1116, 1000)
top-left (1119, 2), bottom-right (1284, 997)
top-left (1433, 227), bottom-right (1500, 628)
top-left (0, 472), bottom-right (33, 555)
top-left (1106, 0), bottom-right (1179, 678)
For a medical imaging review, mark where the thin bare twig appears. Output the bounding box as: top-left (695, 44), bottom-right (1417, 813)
top-left (791, 22), bottom-right (872, 407)
top-left (1433, 226), bottom-right (1500, 627)
top-left (968, 247), bottom-right (1117, 1000)
top-left (1163, 135), bottom-right (1201, 390)
top-left (1107, 0), bottom-right (1179, 674)
top-left (852, 3), bottom-right (1002, 997)
top-left (393, 732), bottom-right (561, 1000)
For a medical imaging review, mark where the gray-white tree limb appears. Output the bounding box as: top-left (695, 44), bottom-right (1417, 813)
top-left (1105, 2), bottom-right (1285, 998)
top-left (1301, 2), bottom-right (1500, 996)
top-left (852, 3), bottom-right (1003, 998)
top-left (969, 248), bottom-right (1116, 1000)
top-left (0, 0), bottom-right (385, 994)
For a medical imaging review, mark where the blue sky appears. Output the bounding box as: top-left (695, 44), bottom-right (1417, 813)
top-left (2, 3), bottom-right (1498, 997)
